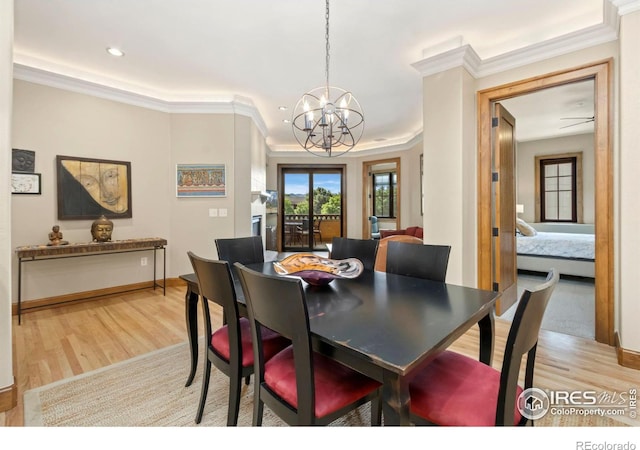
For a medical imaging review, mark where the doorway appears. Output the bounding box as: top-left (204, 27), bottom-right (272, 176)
top-left (477, 60), bottom-right (613, 345)
top-left (278, 165), bottom-right (345, 252)
top-left (362, 158), bottom-right (401, 238)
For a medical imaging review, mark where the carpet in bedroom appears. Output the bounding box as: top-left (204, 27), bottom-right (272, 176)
top-left (499, 273), bottom-right (595, 339)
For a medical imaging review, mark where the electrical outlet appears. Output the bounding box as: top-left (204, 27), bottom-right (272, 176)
top-left (141, 257), bottom-right (148, 266)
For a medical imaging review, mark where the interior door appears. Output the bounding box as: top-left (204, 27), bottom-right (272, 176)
top-left (493, 103), bottom-right (518, 315)
top-left (362, 158), bottom-right (401, 238)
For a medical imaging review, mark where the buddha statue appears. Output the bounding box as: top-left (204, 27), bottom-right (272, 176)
top-left (47, 225), bottom-right (69, 246)
top-left (91, 215), bottom-right (114, 242)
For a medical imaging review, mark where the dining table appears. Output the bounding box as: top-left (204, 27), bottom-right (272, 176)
top-left (180, 258), bottom-right (499, 426)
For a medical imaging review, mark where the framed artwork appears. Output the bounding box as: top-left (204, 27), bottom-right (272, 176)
top-left (11, 172), bottom-right (41, 194)
top-left (176, 164), bottom-right (226, 197)
top-left (12, 148), bottom-right (36, 173)
top-left (56, 155), bottom-right (132, 220)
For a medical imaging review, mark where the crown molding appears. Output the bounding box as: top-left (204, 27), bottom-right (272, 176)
top-left (610, 0), bottom-right (640, 15)
top-left (412, 5), bottom-right (619, 79)
top-left (266, 131), bottom-right (423, 158)
top-left (12, 63), bottom-right (269, 139)
top-left (411, 44), bottom-right (482, 78)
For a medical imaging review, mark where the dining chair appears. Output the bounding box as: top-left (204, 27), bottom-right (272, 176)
top-left (409, 268), bottom-right (559, 426)
top-left (234, 263), bottom-right (382, 426)
top-left (187, 251), bottom-right (289, 425)
top-left (374, 234), bottom-right (423, 272)
top-left (312, 217), bottom-right (323, 245)
top-left (385, 240), bottom-right (451, 281)
top-left (297, 218), bottom-right (311, 246)
top-left (329, 237), bottom-right (379, 271)
top-left (215, 235), bottom-right (265, 268)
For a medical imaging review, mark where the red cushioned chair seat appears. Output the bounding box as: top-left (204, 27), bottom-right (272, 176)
top-left (264, 346), bottom-right (382, 419)
top-left (409, 350), bottom-right (523, 426)
top-left (211, 317), bottom-right (288, 367)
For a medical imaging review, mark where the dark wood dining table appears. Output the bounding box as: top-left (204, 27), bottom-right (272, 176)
top-left (180, 260), bottom-right (499, 426)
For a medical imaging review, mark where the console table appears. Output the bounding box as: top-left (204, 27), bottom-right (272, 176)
top-left (15, 237), bottom-right (167, 324)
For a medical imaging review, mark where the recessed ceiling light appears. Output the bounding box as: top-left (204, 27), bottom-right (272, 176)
top-left (283, 119), bottom-right (291, 123)
top-left (106, 47), bottom-right (125, 57)
top-left (278, 106), bottom-right (288, 111)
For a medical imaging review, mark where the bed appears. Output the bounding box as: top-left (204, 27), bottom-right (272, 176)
top-left (516, 221), bottom-right (595, 278)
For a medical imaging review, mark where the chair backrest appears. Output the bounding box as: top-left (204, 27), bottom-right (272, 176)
top-left (385, 241), bottom-right (451, 282)
top-left (187, 251), bottom-right (242, 346)
top-left (496, 268), bottom-right (559, 426)
top-left (234, 263), bottom-right (316, 418)
top-left (215, 236), bottom-right (264, 266)
top-left (368, 216), bottom-right (379, 233)
top-left (330, 237), bottom-right (379, 271)
top-left (374, 234), bottom-right (423, 272)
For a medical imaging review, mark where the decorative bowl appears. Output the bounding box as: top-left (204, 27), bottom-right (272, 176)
top-left (273, 253), bottom-right (364, 286)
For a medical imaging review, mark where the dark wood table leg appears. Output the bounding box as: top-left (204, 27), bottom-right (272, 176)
top-left (478, 311), bottom-right (495, 366)
top-left (184, 282), bottom-right (199, 387)
top-left (381, 373), bottom-right (411, 426)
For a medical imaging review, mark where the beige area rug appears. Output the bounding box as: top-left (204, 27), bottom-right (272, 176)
top-left (23, 341), bottom-right (371, 427)
top-left (24, 341), bottom-right (625, 427)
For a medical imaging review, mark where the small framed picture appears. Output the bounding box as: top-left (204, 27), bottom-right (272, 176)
top-left (176, 164), bottom-right (226, 197)
top-left (12, 148), bottom-right (36, 173)
top-left (11, 172), bottom-right (41, 194)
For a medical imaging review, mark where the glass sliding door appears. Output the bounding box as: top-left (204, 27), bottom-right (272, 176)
top-left (280, 166), bottom-right (344, 252)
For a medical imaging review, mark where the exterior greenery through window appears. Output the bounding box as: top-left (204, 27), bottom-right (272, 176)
top-left (540, 157), bottom-right (577, 222)
top-left (284, 186), bottom-right (341, 215)
top-left (373, 171), bottom-right (397, 218)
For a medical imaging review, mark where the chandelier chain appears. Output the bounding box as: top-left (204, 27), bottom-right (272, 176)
top-left (325, 0), bottom-right (330, 92)
top-left (291, 0), bottom-right (364, 157)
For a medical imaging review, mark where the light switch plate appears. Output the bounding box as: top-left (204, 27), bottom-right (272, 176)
top-left (209, 208), bottom-right (218, 217)
top-left (219, 208), bottom-right (228, 217)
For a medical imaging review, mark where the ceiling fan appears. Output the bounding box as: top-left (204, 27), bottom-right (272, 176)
top-left (559, 115), bottom-right (595, 129)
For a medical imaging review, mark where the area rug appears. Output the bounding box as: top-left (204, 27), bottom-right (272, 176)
top-left (23, 341), bottom-right (370, 427)
top-left (24, 341), bottom-right (624, 427)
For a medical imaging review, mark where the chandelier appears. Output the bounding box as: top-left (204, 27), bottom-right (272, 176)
top-left (292, 0), bottom-right (364, 157)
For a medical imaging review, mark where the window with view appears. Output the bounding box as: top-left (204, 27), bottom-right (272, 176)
top-left (373, 171), bottom-right (397, 218)
top-left (539, 157), bottom-right (577, 222)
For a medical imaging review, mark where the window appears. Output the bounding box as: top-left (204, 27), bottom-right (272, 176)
top-left (538, 156), bottom-right (578, 222)
top-left (373, 171), bottom-right (397, 218)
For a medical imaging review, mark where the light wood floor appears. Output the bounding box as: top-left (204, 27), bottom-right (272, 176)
top-left (2, 285), bottom-right (639, 426)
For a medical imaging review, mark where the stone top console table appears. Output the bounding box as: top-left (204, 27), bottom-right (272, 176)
top-left (15, 238), bottom-right (167, 324)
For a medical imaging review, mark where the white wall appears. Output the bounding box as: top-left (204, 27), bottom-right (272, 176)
top-left (516, 133), bottom-right (595, 224)
top-left (618, 9), bottom-right (640, 353)
top-left (168, 113), bottom-right (236, 273)
top-left (0, 0), bottom-right (14, 394)
top-left (422, 66), bottom-right (477, 286)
